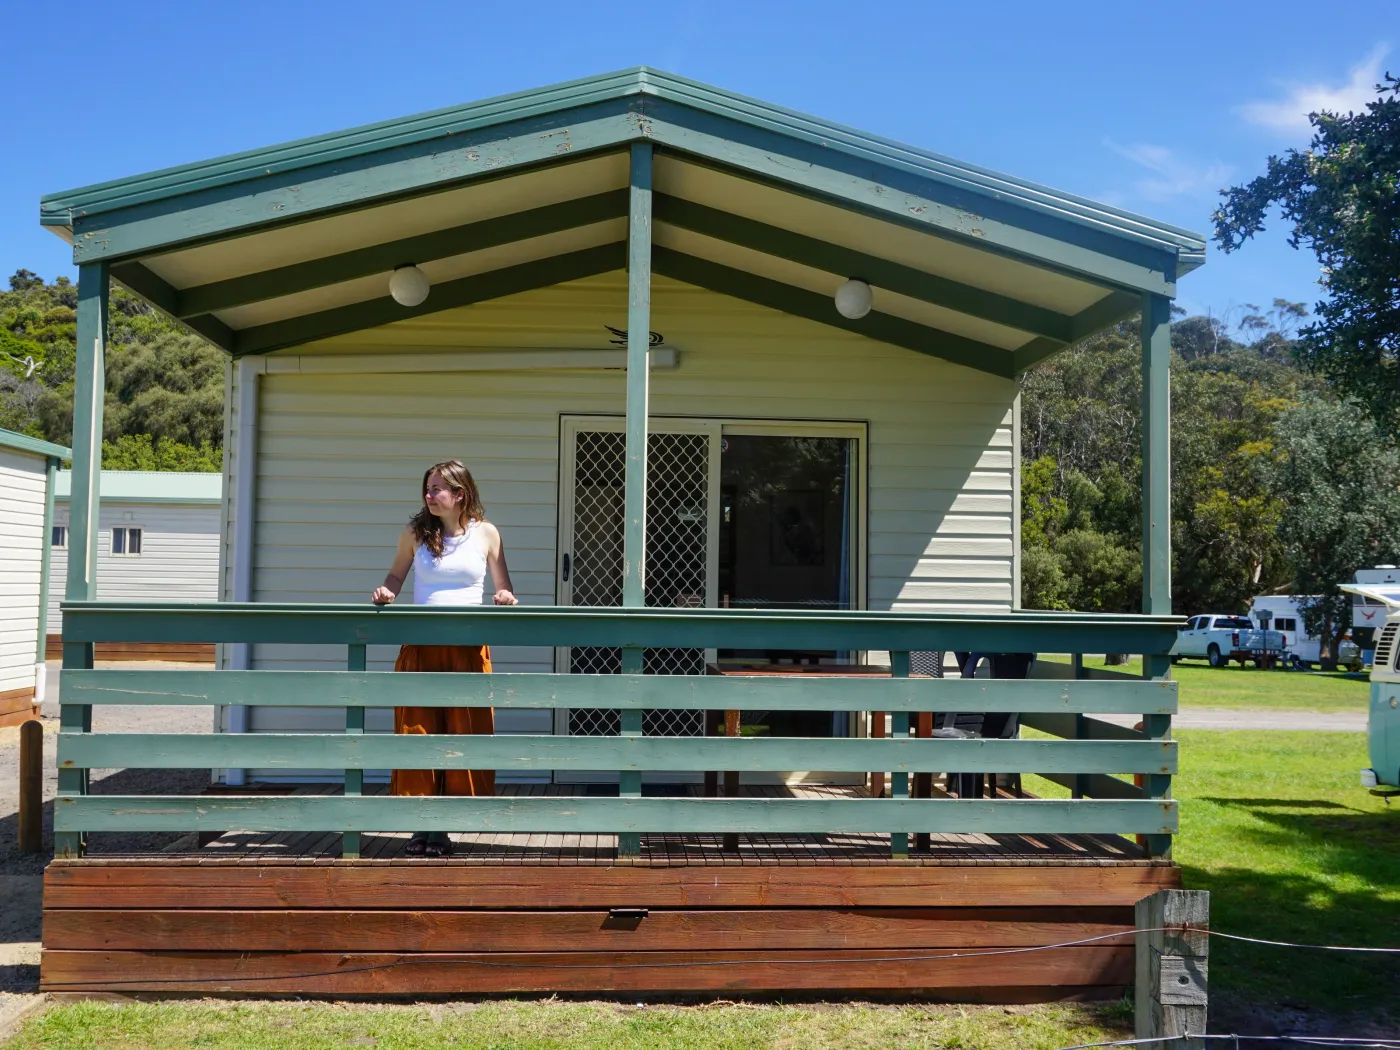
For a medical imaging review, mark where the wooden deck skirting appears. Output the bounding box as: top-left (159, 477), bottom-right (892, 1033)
top-left (45, 634), bottom-right (215, 663)
top-left (0, 685), bottom-right (39, 728)
top-left (43, 785), bottom-right (1178, 998)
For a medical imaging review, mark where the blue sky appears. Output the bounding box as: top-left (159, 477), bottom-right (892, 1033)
top-left (3, 0), bottom-right (1393, 329)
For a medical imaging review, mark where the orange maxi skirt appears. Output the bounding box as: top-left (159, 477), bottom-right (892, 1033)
top-left (390, 644), bottom-right (494, 797)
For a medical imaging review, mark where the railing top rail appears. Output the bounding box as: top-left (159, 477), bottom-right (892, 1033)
top-left (59, 601), bottom-right (1184, 651)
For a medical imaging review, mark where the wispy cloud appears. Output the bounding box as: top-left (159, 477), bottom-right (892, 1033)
top-left (1104, 140), bottom-right (1233, 203)
top-left (1237, 44), bottom-right (1390, 134)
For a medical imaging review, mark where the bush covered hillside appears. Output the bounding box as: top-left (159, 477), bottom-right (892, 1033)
top-left (0, 269), bottom-right (223, 470)
top-left (1021, 304), bottom-right (1400, 644)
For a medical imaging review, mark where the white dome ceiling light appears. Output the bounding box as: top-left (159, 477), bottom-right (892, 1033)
top-left (834, 278), bottom-right (873, 320)
top-left (389, 265), bottom-right (430, 307)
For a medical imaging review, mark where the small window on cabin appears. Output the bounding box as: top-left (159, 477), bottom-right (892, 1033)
top-left (111, 526), bottom-right (143, 556)
top-left (1277, 617), bottom-right (1297, 632)
top-left (51, 526), bottom-right (67, 548)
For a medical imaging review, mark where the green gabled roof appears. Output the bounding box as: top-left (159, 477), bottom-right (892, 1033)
top-left (40, 67), bottom-right (1205, 269)
top-left (0, 427), bottom-right (69, 460)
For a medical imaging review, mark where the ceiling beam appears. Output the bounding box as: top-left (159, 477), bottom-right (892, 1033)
top-left (1012, 291), bottom-right (1143, 373)
top-left (654, 193), bottom-right (1075, 343)
top-left (107, 262), bottom-right (235, 352)
top-left (230, 242), bottom-right (625, 357)
top-left (163, 189), bottom-right (629, 319)
top-left (652, 246), bottom-right (1017, 379)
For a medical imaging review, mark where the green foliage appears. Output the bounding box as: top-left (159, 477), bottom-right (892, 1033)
top-left (1262, 397), bottom-right (1400, 656)
top-left (102, 433), bottom-right (222, 472)
top-left (1, 271), bottom-right (225, 467)
top-left (1021, 314), bottom-right (1323, 614)
top-left (1214, 74), bottom-right (1400, 430)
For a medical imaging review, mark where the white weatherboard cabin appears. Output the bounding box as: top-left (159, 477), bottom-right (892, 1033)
top-left (37, 69), bottom-right (1201, 1010)
top-left (47, 471), bottom-right (221, 659)
top-left (0, 428), bottom-right (68, 726)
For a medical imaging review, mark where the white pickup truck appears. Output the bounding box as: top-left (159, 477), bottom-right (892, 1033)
top-left (1177, 614), bottom-right (1286, 668)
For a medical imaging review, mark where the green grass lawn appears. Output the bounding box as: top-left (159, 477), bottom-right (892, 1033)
top-left (1044, 654), bottom-right (1370, 711)
top-left (5, 1000), bottom-right (1131, 1050)
top-left (1027, 730), bottom-right (1400, 1016)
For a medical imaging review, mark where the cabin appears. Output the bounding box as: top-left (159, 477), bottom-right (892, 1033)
top-left (46, 470), bottom-right (221, 662)
top-left (38, 69), bottom-right (1201, 1010)
top-left (0, 428), bottom-right (69, 726)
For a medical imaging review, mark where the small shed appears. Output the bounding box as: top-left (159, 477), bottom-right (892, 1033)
top-left (0, 428), bottom-right (69, 725)
top-left (46, 470), bottom-right (221, 661)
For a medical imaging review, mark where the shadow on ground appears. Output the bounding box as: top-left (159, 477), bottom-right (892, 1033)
top-left (1182, 796), bottom-right (1399, 1040)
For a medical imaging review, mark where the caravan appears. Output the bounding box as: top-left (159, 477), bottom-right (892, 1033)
top-left (1338, 582), bottom-right (1400, 798)
top-left (1248, 595), bottom-right (1324, 667)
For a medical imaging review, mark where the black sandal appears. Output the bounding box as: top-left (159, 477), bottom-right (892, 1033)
top-left (424, 833), bottom-right (454, 858)
top-left (405, 834), bottom-right (430, 856)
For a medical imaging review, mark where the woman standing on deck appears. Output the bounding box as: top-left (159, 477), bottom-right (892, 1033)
top-left (371, 459), bottom-right (517, 857)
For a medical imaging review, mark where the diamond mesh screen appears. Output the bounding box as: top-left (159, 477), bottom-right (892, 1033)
top-left (567, 429), bottom-right (709, 737)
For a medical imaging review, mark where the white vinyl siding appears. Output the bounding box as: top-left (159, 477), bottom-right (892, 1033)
top-left (0, 447), bottom-right (47, 696)
top-left (227, 273), bottom-right (1018, 754)
top-left (48, 502), bottom-right (221, 633)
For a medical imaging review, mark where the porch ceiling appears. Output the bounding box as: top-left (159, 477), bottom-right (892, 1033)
top-left (41, 68), bottom-right (1202, 377)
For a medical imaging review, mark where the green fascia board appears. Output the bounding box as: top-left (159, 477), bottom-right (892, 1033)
top-left (57, 601), bottom-right (1185, 653)
top-left (0, 427), bottom-right (69, 460)
top-left (176, 189), bottom-right (630, 318)
top-left (56, 794), bottom-right (1178, 836)
top-left (43, 68), bottom-right (1204, 285)
top-left (653, 247), bottom-right (1017, 378)
top-left (654, 194), bottom-right (1075, 342)
top-left (58, 733), bottom-right (1177, 775)
top-left (231, 242), bottom-right (626, 357)
top-left (55, 469), bottom-right (222, 504)
top-left (61, 669), bottom-right (1178, 715)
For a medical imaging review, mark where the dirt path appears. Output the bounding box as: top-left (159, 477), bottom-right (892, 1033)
top-left (1101, 708), bottom-right (1366, 731)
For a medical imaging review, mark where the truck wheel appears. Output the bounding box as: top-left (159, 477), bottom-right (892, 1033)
top-left (1207, 644), bottom-right (1225, 668)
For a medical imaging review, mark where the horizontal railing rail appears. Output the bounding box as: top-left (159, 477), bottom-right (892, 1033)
top-left (55, 601), bottom-right (1182, 861)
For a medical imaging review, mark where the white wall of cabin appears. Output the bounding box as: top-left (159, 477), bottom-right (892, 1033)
top-left (218, 273), bottom-right (1018, 760)
top-left (0, 448), bottom-right (47, 695)
top-left (49, 501), bottom-right (222, 633)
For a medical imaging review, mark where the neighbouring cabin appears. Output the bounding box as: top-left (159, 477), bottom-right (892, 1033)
top-left (0, 428), bottom-right (68, 727)
top-left (38, 68), bottom-right (1202, 1003)
top-left (46, 470), bottom-right (221, 663)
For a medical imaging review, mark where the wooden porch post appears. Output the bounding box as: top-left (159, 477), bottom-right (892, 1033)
top-left (57, 261), bottom-right (108, 858)
top-left (1140, 293), bottom-right (1171, 614)
top-left (618, 141), bottom-right (653, 858)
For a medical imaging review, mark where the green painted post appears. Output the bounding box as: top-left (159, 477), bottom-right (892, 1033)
top-left (1141, 652), bottom-right (1173, 858)
top-left (622, 141), bottom-right (653, 610)
top-left (66, 263), bottom-right (108, 607)
top-left (617, 141), bottom-right (653, 860)
top-left (890, 651), bottom-right (910, 858)
top-left (56, 263), bottom-right (108, 858)
top-left (1141, 293), bottom-right (1172, 615)
top-left (343, 643), bottom-right (366, 858)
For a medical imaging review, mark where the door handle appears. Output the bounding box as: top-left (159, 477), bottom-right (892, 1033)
top-left (562, 553), bottom-right (571, 582)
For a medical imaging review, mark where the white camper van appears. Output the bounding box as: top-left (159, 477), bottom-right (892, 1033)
top-left (1338, 582), bottom-right (1400, 797)
top-left (1248, 595), bottom-right (1323, 666)
top-left (1351, 567), bottom-right (1400, 662)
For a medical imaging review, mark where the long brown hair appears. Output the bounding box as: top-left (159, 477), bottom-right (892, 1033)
top-left (409, 459), bottom-right (485, 558)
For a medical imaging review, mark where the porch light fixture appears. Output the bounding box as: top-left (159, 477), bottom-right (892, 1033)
top-left (389, 265), bottom-right (430, 307)
top-left (834, 278), bottom-right (872, 320)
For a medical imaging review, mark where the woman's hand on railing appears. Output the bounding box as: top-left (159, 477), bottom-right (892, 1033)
top-left (493, 589), bottom-right (519, 606)
top-left (371, 586), bottom-right (396, 605)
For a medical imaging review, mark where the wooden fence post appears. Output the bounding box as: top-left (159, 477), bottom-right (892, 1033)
top-left (1136, 888), bottom-right (1209, 1049)
top-left (19, 719), bottom-right (43, 853)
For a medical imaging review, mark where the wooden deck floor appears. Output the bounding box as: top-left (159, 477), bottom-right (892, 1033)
top-left (88, 782), bottom-right (1162, 867)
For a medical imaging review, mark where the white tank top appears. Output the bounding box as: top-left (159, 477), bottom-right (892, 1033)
top-left (412, 521), bottom-right (487, 606)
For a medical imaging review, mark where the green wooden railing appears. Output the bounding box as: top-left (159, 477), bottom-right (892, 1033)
top-left (54, 602), bottom-right (1181, 860)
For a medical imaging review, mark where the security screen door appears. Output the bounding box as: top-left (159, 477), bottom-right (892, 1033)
top-left (556, 418), bottom-right (721, 746)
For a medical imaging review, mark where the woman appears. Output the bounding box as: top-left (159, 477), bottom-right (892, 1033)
top-left (371, 459), bottom-right (517, 857)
